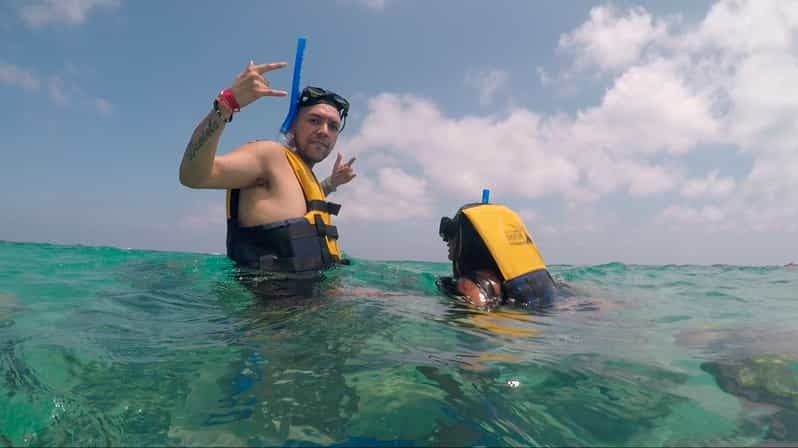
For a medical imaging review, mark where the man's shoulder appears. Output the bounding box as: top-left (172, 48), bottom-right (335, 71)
top-left (239, 139), bottom-right (285, 153)
top-left (234, 139), bottom-right (288, 161)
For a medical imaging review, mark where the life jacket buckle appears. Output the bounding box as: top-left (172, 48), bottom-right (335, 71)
top-left (312, 215), bottom-right (339, 240)
top-left (307, 199), bottom-right (341, 216)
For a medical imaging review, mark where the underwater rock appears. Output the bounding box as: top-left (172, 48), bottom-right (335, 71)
top-left (0, 292), bottom-right (21, 310)
top-left (677, 325), bottom-right (798, 360)
top-left (0, 292), bottom-right (23, 329)
top-left (701, 354), bottom-right (798, 411)
top-left (765, 409), bottom-right (798, 442)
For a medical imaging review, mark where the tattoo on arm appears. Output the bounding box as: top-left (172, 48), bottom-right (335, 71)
top-left (185, 113), bottom-right (222, 161)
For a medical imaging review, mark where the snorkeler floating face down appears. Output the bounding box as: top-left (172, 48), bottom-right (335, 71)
top-left (436, 206), bottom-right (560, 309)
top-left (438, 214), bottom-right (503, 308)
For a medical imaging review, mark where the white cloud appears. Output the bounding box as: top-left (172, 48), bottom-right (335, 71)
top-left (533, 203), bottom-right (615, 238)
top-left (681, 170), bottom-right (735, 198)
top-left (346, 0), bottom-right (387, 12)
top-left (343, 65), bottom-right (708, 204)
top-left (559, 5), bottom-right (671, 72)
top-left (742, 155), bottom-right (798, 204)
top-left (49, 76), bottom-right (69, 106)
top-left (178, 203), bottom-right (225, 232)
top-left (465, 68), bottom-right (509, 106)
top-left (656, 204), bottom-right (727, 228)
top-left (536, 66), bottom-right (552, 86)
top-left (683, 1), bottom-right (798, 230)
top-left (625, 160), bottom-right (685, 197)
top-left (744, 202), bottom-right (798, 233)
top-left (343, 94), bottom-right (586, 201)
top-left (0, 62), bottom-right (41, 90)
top-left (46, 75), bottom-right (113, 113)
top-left (94, 98), bottom-right (113, 114)
top-left (517, 209), bottom-right (538, 223)
top-left (656, 192), bottom-right (798, 235)
top-left (335, 167), bottom-right (432, 221)
top-left (570, 59), bottom-right (721, 156)
top-left (728, 52), bottom-right (798, 155)
top-left (19, 0), bottom-right (120, 28)
top-left (0, 61), bottom-right (112, 113)
top-left (688, 0), bottom-right (798, 55)
top-left (340, 1), bottom-right (798, 241)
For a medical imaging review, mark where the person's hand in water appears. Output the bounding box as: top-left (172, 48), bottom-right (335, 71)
top-left (229, 60), bottom-right (289, 109)
top-left (329, 153), bottom-right (356, 189)
top-left (456, 270), bottom-right (502, 309)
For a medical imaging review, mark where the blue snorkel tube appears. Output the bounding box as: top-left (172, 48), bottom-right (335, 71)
top-left (279, 38), bottom-right (306, 144)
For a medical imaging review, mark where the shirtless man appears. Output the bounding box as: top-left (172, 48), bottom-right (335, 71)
top-left (179, 60), bottom-right (354, 274)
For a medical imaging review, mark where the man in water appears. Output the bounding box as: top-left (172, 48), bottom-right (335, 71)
top-left (179, 60), bottom-right (355, 278)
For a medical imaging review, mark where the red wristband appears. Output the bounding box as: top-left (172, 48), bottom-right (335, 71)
top-left (219, 89), bottom-right (241, 112)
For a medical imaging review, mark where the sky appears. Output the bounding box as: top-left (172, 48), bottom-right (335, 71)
top-left (1, 0), bottom-right (797, 266)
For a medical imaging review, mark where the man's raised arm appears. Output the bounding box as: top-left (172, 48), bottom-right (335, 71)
top-left (179, 61), bottom-right (288, 189)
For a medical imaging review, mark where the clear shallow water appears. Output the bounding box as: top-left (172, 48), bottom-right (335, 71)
top-left (1, 240), bottom-right (797, 446)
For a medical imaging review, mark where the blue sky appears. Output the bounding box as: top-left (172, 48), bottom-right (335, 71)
top-left (2, 0), bottom-right (796, 265)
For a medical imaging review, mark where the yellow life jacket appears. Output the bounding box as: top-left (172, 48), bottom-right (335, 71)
top-left (224, 146), bottom-right (343, 272)
top-left (461, 204), bottom-right (546, 281)
top-left (282, 147), bottom-right (342, 259)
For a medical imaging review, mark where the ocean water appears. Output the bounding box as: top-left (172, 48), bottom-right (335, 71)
top-left (1, 240), bottom-right (797, 447)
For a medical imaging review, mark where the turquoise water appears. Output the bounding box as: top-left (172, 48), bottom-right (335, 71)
top-left (1, 240), bottom-right (797, 446)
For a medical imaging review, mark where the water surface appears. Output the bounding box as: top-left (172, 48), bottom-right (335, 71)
top-left (1, 240), bottom-right (797, 446)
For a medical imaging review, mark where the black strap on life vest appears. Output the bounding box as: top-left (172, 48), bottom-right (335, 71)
top-left (307, 199), bottom-right (341, 216)
top-left (312, 215), bottom-right (334, 268)
top-left (253, 216), bottom-right (340, 273)
top-left (228, 189), bottom-right (241, 220)
top-left (313, 217), bottom-right (339, 240)
top-left (226, 188), bottom-right (343, 273)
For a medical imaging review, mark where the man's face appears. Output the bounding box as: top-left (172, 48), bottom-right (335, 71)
top-left (292, 103), bottom-right (342, 165)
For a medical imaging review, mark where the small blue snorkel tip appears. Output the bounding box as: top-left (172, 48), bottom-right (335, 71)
top-left (279, 37), bottom-right (307, 138)
top-left (482, 189), bottom-right (490, 204)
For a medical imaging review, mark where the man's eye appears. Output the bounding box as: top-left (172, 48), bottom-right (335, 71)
top-left (329, 123), bottom-right (339, 132)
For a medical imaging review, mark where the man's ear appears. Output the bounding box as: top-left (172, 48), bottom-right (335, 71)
top-left (286, 115), bottom-right (298, 145)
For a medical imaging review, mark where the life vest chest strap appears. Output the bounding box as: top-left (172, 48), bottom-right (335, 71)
top-left (308, 199), bottom-right (341, 216)
top-left (311, 215), bottom-right (339, 240)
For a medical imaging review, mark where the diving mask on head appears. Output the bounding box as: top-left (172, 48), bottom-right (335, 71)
top-left (298, 86), bottom-right (350, 132)
top-left (439, 216), bottom-right (457, 242)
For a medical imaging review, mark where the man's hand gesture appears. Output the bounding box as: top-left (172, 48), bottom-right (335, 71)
top-left (329, 153), bottom-right (357, 188)
top-left (229, 60), bottom-right (289, 109)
